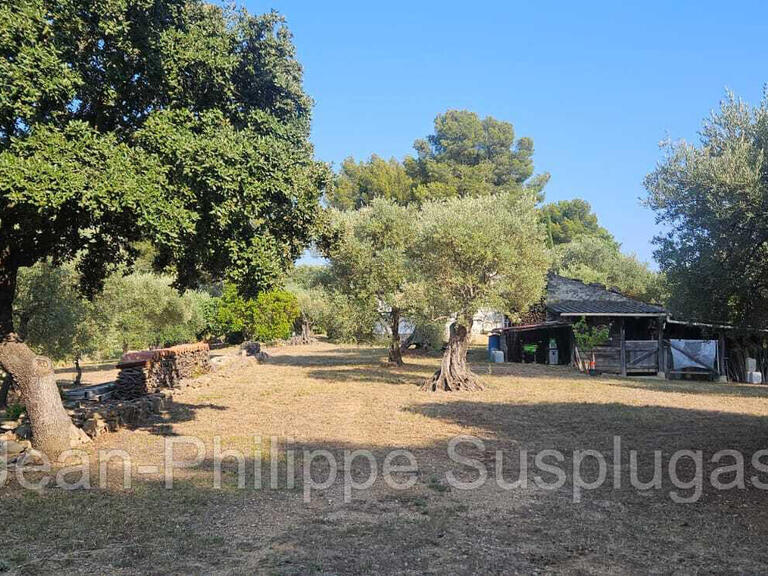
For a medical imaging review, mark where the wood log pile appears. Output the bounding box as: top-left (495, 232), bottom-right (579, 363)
top-left (114, 343), bottom-right (211, 400)
top-left (61, 391), bottom-right (173, 438)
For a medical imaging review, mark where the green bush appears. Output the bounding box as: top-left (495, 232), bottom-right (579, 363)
top-left (215, 284), bottom-right (300, 343)
top-left (321, 292), bottom-right (378, 343)
top-left (5, 403), bottom-right (25, 420)
top-left (408, 321), bottom-right (445, 351)
top-left (94, 273), bottom-right (211, 356)
top-left (250, 290), bottom-right (300, 342)
top-left (572, 318), bottom-right (610, 352)
top-left (14, 262), bottom-right (96, 362)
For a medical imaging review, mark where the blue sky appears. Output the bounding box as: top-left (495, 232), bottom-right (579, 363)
top-left (247, 0), bottom-right (768, 265)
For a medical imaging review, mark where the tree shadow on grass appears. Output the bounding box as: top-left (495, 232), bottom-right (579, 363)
top-left (601, 377), bottom-right (768, 399)
top-left (479, 360), bottom-right (768, 400)
top-left (305, 363), bottom-right (435, 387)
top-left (407, 400), bottom-right (768, 490)
top-left (6, 401), bottom-right (768, 574)
top-left (133, 400), bottom-right (229, 437)
top-left (266, 348), bottom-right (385, 368)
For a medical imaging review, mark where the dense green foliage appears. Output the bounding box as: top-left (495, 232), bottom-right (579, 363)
top-left (645, 91), bottom-right (768, 325)
top-left (285, 266), bottom-right (332, 339)
top-left (405, 110), bottom-right (549, 202)
top-left (327, 110), bottom-right (547, 209)
top-left (552, 236), bottom-right (667, 303)
top-left (0, 0), bottom-right (326, 340)
top-left (214, 284), bottom-right (300, 343)
top-left (322, 198), bottom-right (417, 360)
top-left (14, 263), bottom-right (97, 362)
top-left (329, 156), bottom-right (414, 210)
top-left (413, 193), bottom-right (550, 327)
top-left (540, 199), bottom-right (617, 247)
top-left (13, 264), bottom-right (211, 360)
top-left (324, 199), bottom-right (415, 320)
top-left (96, 272), bottom-right (211, 354)
top-left (572, 318), bottom-right (611, 352)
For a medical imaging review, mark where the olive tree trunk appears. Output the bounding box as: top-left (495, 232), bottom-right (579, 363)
top-left (422, 321), bottom-right (483, 392)
top-left (388, 308), bottom-right (403, 366)
top-left (0, 338), bottom-right (89, 457)
top-left (0, 268), bottom-right (88, 458)
top-left (74, 355), bottom-right (83, 386)
top-left (300, 319), bottom-right (315, 344)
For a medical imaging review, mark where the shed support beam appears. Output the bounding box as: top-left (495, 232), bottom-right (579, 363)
top-left (718, 333), bottom-right (727, 382)
top-left (619, 318), bottom-right (627, 377)
top-left (657, 316), bottom-right (665, 377)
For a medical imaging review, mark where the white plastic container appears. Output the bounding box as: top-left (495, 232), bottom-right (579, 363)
top-left (491, 350), bottom-right (505, 363)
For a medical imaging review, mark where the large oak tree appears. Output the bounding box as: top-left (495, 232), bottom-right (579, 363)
top-left (0, 0), bottom-right (326, 456)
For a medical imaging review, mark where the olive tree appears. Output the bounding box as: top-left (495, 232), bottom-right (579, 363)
top-left (413, 193), bottom-right (549, 391)
top-left (323, 198), bottom-right (416, 365)
top-left (645, 91), bottom-right (768, 325)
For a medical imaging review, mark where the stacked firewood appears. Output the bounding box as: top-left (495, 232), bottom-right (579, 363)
top-left (113, 362), bottom-right (150, 400)
top-left (114, 343), bottom-right (210, 400)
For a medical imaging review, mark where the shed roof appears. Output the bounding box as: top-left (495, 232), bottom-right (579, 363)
top-left (546, 274), bottom-right (667, 317)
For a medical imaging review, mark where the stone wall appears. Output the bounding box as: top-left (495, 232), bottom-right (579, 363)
top-left (114, 342), bottom-right (210, 400)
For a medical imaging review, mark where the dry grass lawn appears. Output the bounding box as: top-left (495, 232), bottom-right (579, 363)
top-left (4, 341), bottom-right (768, 574)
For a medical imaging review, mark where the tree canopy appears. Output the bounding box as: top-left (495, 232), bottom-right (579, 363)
top-left (327, 109), bottom-right (547, 209)
top-left (552, 235), bottom-right (667, 304)
top-left (414, 192), bottom-right (549, 390)
top-left (645, 91), bottom-right (768, 325)
top-left (328, 155), bottom-right (414, 210)
top-left (0, 0), bottom-right (327, 333)
top-left (540, 199), bottom-right (617, 247)
top-left (322, 198), bottom-right (416, 364)
top-left (405, 110), bottom-right (549, 202)
top-left (0, 0), bottom-right (326, 456)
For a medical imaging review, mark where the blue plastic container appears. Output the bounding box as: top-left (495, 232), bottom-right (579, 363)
top-left (488, 333), bottom-right (501, 360)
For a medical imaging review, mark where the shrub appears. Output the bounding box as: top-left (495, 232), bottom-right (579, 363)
top-left (215, 284), bottom-right (300, 343)
top-left (94, 272), bottom-right (211, 356)
top-left (321, 292), bottom-right (378, 343)
top-left (249, 290), bottom-right (300, 342)
top-left (5, 403), bottom-right (25, 420)
top-left (407, 321), bottom-right (445, 351)
top-left (572, 318), bottom-right (610, 352)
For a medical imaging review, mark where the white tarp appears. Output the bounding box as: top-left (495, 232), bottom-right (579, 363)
top-left (669, 339), bottom-right (717, 371)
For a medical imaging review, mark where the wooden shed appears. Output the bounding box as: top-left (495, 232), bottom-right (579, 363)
top-left (500, 274), bottom-right (668, 376)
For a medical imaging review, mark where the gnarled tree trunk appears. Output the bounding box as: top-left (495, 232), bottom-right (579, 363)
top-left (300, 319), bottom-right (316, 344)
top-left (74, 355), bottom-right (83, 386)
top-left (388, 308), bottom-right (403, 366)
top-left (0, 267), bottom-right (88, 457)
top-left (0, 338), bottom-right (89, 457)
top-left (422, 321), bottom-right (483, 392)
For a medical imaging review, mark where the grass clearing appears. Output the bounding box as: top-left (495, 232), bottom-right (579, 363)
top-left (3, 341), bottom-right (768, 574)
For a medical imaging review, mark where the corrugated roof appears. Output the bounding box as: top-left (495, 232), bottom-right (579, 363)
top-left (548, 300), bottom-right (666, 315)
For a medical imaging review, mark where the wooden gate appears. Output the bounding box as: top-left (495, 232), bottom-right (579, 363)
top-left (624, 340), bottom-right (660, 374)
top-left (588, 340), bottom-right (660, 374)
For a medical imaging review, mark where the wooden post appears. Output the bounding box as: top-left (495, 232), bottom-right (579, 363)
top-left (619, 318), bottom-right (627, 377)
top-left (718, 333), bottom-right (726, 381)
top-left (657, 315), bottom-right (665, 377)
